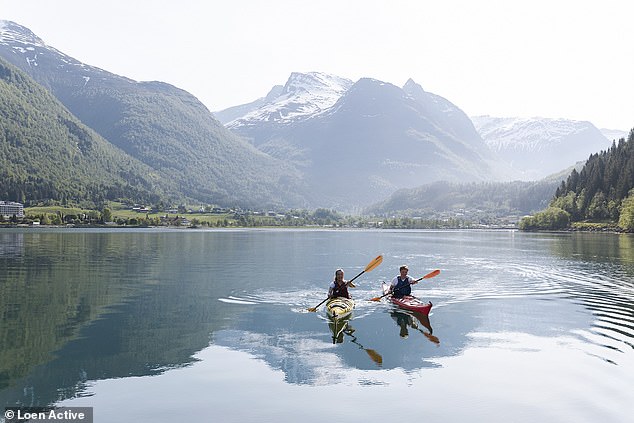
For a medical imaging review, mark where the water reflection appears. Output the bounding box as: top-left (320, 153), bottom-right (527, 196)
top-left (0, 232), bottom-right (24, 257)
top-left (328, 315), bottom-right (351, 344)
top-left (544, 233), bottom-right (634, 361)
top-left (390, 310), bottom-right (439, 345)
top-left (326, 315), bottom-right (384, 365)
top-left (1, 229), bottom-right (633, 419)
top-left (0, 229), bottom-right (239, 406)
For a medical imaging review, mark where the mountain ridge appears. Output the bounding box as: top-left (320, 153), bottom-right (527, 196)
top-left (0, 20), bottom-right (307, 209)
top-left (3, 19), bottom-right (629, 213)
top-left (222, 75), bottom-right (510, 208)
top-left (471, 115), bottom-right (613, 181)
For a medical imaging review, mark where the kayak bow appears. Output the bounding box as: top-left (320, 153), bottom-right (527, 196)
top-left (325, 297), bottom-right (355, 319)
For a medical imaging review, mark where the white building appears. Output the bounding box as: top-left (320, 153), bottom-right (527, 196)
top-left (0, 201), bottom-right (24, 219)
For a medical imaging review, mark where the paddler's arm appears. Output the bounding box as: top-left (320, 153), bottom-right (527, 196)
top-left (327, 283), bottom-right (335, 298)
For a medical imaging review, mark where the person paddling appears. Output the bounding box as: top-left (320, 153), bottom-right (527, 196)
top-left (328, 268), bottom-right (355, 299)
top-left (388, 265), bottom-right (418, 298)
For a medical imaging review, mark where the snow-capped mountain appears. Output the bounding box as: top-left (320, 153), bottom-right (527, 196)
top-left (471, 115), bottom-right (612, 181)
top-left (213, 84), bottom-right (284, 125)
top-left (217, 72), bottom-right (353, 140)
top-left (219, 74), bottom-right (510, 208)
top-left (0, 20), bottom-right (127, 86)
top-left (1, 19), bottom-right (41, 48)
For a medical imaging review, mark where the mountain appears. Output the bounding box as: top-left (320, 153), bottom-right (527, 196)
top-left (217, 72), bottom-right (354, 150)
top-left (600, 128), bottom-right (629, 142)
top-left (0, 20), bottom-right (306, 209)
top-left (219, 74), bottom-right (510, 209)
top-left (0, 57), bottom-right (167, 206)
top-left (471, 115), bottom-right (613, 181)
top-left (213, 84), bottom-right (284, 125)
top-left (219, 72), bottom-right (353, 128)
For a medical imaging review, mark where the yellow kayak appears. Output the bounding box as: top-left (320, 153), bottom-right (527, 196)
top-left (325, 297), bottom-right (355, 319)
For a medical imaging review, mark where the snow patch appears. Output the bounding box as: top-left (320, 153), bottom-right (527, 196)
top-left (471, 115), bottom-right (598, 151)
top-left (227, 72), bottom-right (353, 128)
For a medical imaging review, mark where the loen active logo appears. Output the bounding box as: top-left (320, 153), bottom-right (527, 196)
top-left (4, 407), bottom-right (93, 423)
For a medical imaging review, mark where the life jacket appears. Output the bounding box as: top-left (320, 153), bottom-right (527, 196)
top-left (393, 276), bottom-right (412, 298)
top-left (331, 281), bottom-right (350, 299)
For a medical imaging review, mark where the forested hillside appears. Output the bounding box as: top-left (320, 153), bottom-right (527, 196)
top-left (553, 130), bottom-right (634, 219)
top-left (521, 129), bottom-right (634, 230)
top-left (0, 58), bottom-right (169, 207)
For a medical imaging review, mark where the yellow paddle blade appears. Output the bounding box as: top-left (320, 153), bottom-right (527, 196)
top-left (365, 255), bottom-right (383, 272)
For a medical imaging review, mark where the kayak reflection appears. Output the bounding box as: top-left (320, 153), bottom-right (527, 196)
top-left (390, 310), bottom-right (440, 345)
top-left (328, 314), bottom-right (352, 344)
top-left (328, 317), bottom-right (383, 366)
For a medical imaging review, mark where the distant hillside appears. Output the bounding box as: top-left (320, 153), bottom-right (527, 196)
top-left (0, 57), bottom-right (167, 206)
top-left (364, 179), bottom-right (558, 218)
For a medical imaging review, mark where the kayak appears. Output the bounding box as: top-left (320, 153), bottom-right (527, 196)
top-left (325, 297), bottom-right (355, 319)
top-left (381, 282), bottom-right (432, 316)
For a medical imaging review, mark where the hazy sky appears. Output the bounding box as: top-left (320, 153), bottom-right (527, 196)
top-left (1, 0), bottom-right (632, 130)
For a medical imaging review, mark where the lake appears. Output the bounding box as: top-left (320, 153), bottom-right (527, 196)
top-left (1, 228), bottom-right (633, 422)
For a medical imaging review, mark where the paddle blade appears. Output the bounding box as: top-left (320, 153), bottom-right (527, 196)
top-left (307, 307), bottom-right (317, 312)
top-left (369, 296), bottom-right (383, 302)
top-left (424, 333), bottom-right (440, 345)
top-left (421, 269), bottom-right (441, 279)
top-left (365, 349), bottom-right (383, 366)
top-left (364, 255), bottom-right (383, 272)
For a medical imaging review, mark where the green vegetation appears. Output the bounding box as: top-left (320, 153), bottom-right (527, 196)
top-left (520, 129), bottom-right (634, 231)
top-left (0, 203), bottom-right (498, 230)
top-left (618, 193), bottom-right (634, 231)
top-left (0, 58), bottom-right (168, 208)
top-left (518, 207), bottom-right (570, 230)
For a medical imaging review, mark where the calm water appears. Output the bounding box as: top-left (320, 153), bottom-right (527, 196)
top-left (1, 228), bottom-right (633, 422)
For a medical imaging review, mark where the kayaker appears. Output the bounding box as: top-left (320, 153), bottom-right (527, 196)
top-left (328, 268), bottom-right (354, 299)
top-left (388, 265), bottom-right (418, 298)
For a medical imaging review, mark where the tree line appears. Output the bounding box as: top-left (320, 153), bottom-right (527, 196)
top-left (520, 129), bottom-right (634, 231)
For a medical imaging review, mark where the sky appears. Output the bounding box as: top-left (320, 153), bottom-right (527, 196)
top-left (1, 0), bottom-right (632, 131)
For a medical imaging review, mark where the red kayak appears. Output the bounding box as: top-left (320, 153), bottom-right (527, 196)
top-left (381, 282), bottom-right (433, 316)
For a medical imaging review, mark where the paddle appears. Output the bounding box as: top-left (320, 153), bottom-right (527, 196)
top-left (409, 311), bottom-right (440, 345)
top-left (369, 269), bottom-right (440, 301)
top-left (346, 331), bottom-right (383, 366)
top-left (308, 254), bottom-right (383, 312)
